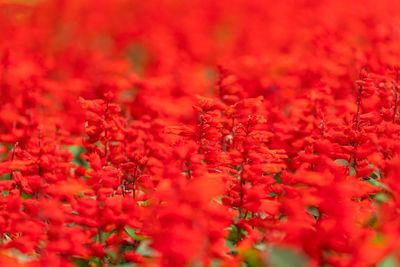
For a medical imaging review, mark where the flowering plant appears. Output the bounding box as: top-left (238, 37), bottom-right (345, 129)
top-left (2, 1), bottom-right (400, 266)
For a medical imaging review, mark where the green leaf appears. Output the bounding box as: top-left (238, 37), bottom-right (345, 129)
top-left (273, 172), bottom-right (283, 184)
top-left (211, 259), bottom-right (222, 267)
top-left (367, 179), bottom-right (380, 187)
top-left (136, 240), bottom-right (154, 257)
top-left (72, 258), bottom-right (90, 267)
top-left (268, 246), bottom-right (308, 267)
top-left (334, 159), bottom-right (350, 166)
top-left (88, 257), bottom-right (102, 267)
top-left (335, 159), bottom-right (356, 176)
top-left (241, 249), bottom-right (263, 267)
top-left (349, 166), bottom-right (356, 176)
top-left (125, 226), bottom-right (136, 238)
top-left (306, 206), bottom-right (319, 220)
top-left (226, 224), bottom-right (246, 246)
top-left (67, 145), bottom-right (89, 169)
top-left (366, 179), bottom-right (390, 191)
top-left (226, 239), bottom-right (237, 254)
top-left (378, 255), bottom-right (399, 267)
top-left (21, 192), bottom-right (34, 199)
top-left (2, 248), bottom-right (37, 262)
top-left (1, 173), bottom-right (10, 180)
top-left (138, 199), bottom-right (151, 207)
top-left (125, 226), bottom-right (148, 241)
top-left (373, 168), bottom-right (381, 179)
top-left (105, 249), bottom-right (117, 260)
top-left (254, 243), bottom-right (267, 251)
top-left (373, 192), bottom-right (389, 203)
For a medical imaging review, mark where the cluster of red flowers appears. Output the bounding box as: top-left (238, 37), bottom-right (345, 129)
top-left (2, 0), bottom-right (400, 266)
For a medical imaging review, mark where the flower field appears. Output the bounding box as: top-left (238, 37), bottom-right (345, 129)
top-left (2, 0), bottom-right (400, 266)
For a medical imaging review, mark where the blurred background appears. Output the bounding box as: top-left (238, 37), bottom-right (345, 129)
top-left (1, 0), bottom-right (400, 136)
